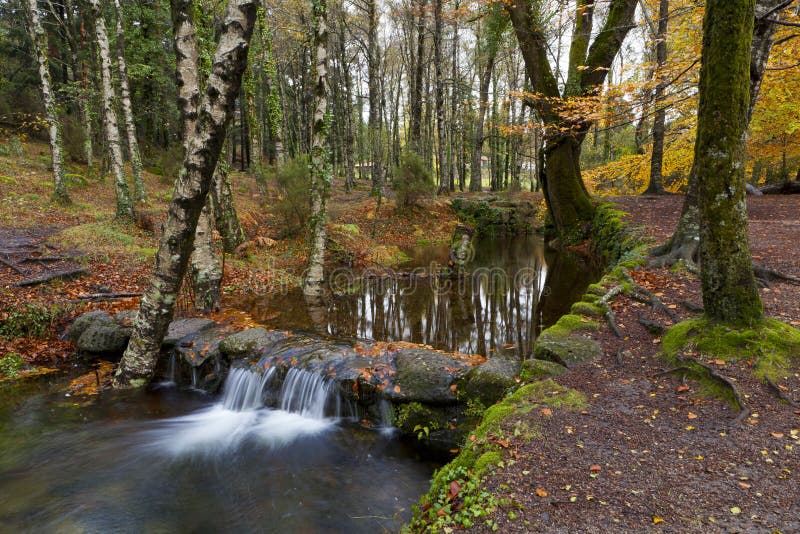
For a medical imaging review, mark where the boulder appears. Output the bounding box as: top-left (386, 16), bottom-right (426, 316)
top-left (520, 358), bottom-right (568, 381)
top-left (219, 328), bottom-right (287, 357)
top-left (67, 311), bottom-right (113, 344)
top-left (113, 310), bottom-right (138, 327)
top-left (534, 334), bottom-right (602, 368)
top-left (461, 356), bottom-right (521, 405)
top-left (162, 318), bottom-right (217, 347)
top-left (387, 349), bottom-right (470, 404)
top-left (76, 322), bottom-right (131, 356)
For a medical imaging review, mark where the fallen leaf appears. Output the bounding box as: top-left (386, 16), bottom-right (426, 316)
top-left (449, 480), bottom-right (460, 499)
top-left (676, 385), bottom-right (690, 393)
top-left (687, 412), bottom-right (698, 420)
top-left (738, 482), bottom-right (751, 489)
top-left (653, 516), bottom-right (664, 524)
top-left (541, 408), bottom-right (553, 416)
top-left (771, 432), bottom-right (785, 438)
top-left (730, 506), bottom-right (741, 515)
top-left (535, 487), bottom-right (548, 498)
top-left (712, 359), bottom-right (725, 366)
top-left (589, 464), bottom-right (602, 472)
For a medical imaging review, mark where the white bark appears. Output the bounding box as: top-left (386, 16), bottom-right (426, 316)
top-left (24, 0), bottom-right (70, 204)
top-left (113, 0), bottom-right (145, 202)
top-left (90, 0), bottom-right (134, 220)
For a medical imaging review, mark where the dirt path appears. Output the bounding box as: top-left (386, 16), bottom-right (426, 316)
top-left (468, 195), bottom-right (800, 533)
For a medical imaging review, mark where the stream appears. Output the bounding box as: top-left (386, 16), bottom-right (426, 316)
top-left (0, 236), bottom-right (597, 532)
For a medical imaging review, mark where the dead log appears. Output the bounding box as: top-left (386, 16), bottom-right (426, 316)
top-left (760, 180), bottom-right (800, 195)
top-left (13, 268), bottom-right (89, 287)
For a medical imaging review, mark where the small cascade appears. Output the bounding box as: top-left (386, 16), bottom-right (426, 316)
top-left (278, 368), bottom-right (339, 419)
top-left (221, 367), bottom-right (276, 411)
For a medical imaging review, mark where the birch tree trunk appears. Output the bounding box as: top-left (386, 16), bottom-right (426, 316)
top-left (24, 0), bottom-right (70, 205)
top-left (113, 0), bottom-right (145, 202)
top-left (113, 0), bottom-right (257, 387)
top-left (695, 0), bottom-right (762, 324)
top-left (644, 0), bottom-right (669, 195)
top-left (210, 163), bottom-right (246, 253)
top-left (89, 0), bottom-right (134, 221)
top-left (170, 0), bottom-right (223, 312)
top-left (303, 0), bottom-right (331, 298)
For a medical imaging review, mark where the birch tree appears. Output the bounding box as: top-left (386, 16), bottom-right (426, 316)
top-left (113, 0), bottom-right (145, 202)
top-left (303, 0), bottom-right (331, 298)
top-left (89, 0), bottom-right (134, 221)
top-left (24, 0), bottom-right (70, 205)
top-left (114, 0), bottom-right (258, 387)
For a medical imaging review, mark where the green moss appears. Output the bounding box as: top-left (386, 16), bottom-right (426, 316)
top-left (586, 283), bottom-right (607, 296)
top-left (663, 317), bottom-right (800, 382)
top-left (473, 451), bottom-right (503, 474)
top-left (519, 359), bottom-right (568, 382)
top-left (544, 314), bottom-right (600, 340)
top-left (49, 222), bottom-right (155, 260)
top-left (570, 301), bottom-right (604, 318)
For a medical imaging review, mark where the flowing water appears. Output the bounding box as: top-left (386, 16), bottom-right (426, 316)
top-left (0, 370), bottom-right (438, 532)
top-left (0, 236), bottom-right (597, 531)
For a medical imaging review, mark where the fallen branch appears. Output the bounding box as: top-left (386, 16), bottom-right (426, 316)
top-left (77, 292), bottom-right (143, 300)
top-left (13, 268), bottom-right (89, 287)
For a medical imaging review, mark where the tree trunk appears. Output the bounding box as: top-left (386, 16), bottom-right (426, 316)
top-left (695, 0), bottom-right (762, 325)
top-left (470, 50), bottom-right (495, 192)
top-left (114, 0), bottom-right (145, 203)
top-left (210, 162), bottom-right (246, 253)
top-left (367, 0), bottom-right (383, 196)
top-left (542, 136), bottom-right (595, 237)
top-left (448, 0), bottom-right (460, 191)
top-left (90, 0), bottom-right (134, 221)
top-left (24, 0), bottom-right (70, 205)
top-left (651, 0), bottom-right (786, 264)
top-left (113, 0), bottom-right (257, 388)
top-left (433, 0), bottom-right (445, 189)
top-left (304, 0), bottom-right (331, 298)
top-left (408, 0), bottom-right (427, 153)
top-left (644, 0), bottom-right (669, 195)
top-left (190, 201), bottom-right (222, 311)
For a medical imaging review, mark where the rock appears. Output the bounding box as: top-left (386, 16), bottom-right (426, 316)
top-left (534, 334), bottom-right (602, 368)
top-left (745, 183), bottom-right (763, 196)
top-left (461, 356), bottom-right (521, 405)
top-left (76, 322), bottom-right (131, 356)
top-left (520, 359), bottom-right (568, 381)
top-left (388, 349), bottom-right (470, 404)
top-left (219, 328), bottom-right (287, 357)
top-left (162, 318), bottom-right (217, 347)
top-left (67, 311), bottom-right (113, 344)
top-left (114, 310), bottom-right (138, 327)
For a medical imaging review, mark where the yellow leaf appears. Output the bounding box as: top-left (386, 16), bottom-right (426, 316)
top-left (653, 516), bottom-right (664, 524)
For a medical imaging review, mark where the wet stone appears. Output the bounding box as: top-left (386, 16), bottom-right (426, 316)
top-left (219, 327), bottom-right (288, 357)
top-left (534, 334), bottom-right (602, 368)
top-left (162, 318), bottom-right (217, 347)
top-left (76, 322), bottom-right (131, 356)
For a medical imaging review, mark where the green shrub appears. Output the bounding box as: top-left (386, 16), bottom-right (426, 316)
top-left (0, 304), bottom-right (62, 339)
top-left (0, 135), bottom-right (25, 157)
top-left (274, 157), bottom-right (311, 232)
top-left (393, 151), bottom-right (434, 208)
top-left (0, 353), bottom-right (25, 378)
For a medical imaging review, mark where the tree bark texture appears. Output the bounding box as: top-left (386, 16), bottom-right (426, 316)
top-left (695, 0), bottom-right (762, 324)
top-left (90, 0), bottom-right (134, 221)
top-left (114, 0), bottom-right (257, 387)
top-left (644, 0), bottom-right (669, 195)
top-left (24, 0), bottom-right (70, 205)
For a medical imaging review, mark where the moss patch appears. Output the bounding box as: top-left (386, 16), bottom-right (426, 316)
top-left (50, 222), bottom-right (156, 260)
top-left (407, 379), bottom-right (585, 532)
top-left (663, 317), bottom-right (800, 382)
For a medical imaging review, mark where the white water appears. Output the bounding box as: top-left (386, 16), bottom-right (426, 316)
top-left (146, 367), bottom-right (339, 456)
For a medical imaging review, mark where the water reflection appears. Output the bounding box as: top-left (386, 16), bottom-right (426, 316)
top-left (241, 236), bottom-right (598, 357)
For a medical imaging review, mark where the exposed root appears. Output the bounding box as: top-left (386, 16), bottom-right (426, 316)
top-left (681, 300), bottom-right (704, 313)
top-left (620, 267), bottom-right (680, 322)
top-left (12, 268), bottom-right (89, 287)
top-left (764, 376), bottom-right (799, 407)
top-left (0, 256), bottom-right (25, 275)
top-left (647, 239), bottom-right (699, 270)
top-left (753, 263), bottom-right (800, 288)
top-left (599, 285), bottom-right (625, 338)
top-left (673, 354), bottom-right (751, 426)
top-left (637, 313), bottom-right (666, 336)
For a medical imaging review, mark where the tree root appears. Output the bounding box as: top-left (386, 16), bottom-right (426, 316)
top-left (620, 267), bottom-right (680, 322)
top-left (12, 268), bottom-right (89, 287)
top-left (681, 300), bottom-right (704, 313)
top-left (672, 355), bottom-right (750, 426)
top-left (763, 376), bottom-right (799, 408)
top-left (0, 256), bottom-right (25, 275)
top-left (637, 313), bottom-right (666, 335)
top-left (599, 285), bottom-right (625, 338)
top-left (753, 263), bottom-right (800, 288)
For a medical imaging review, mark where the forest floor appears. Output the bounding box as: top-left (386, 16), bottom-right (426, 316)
top-left (0, 141), bottom-right (462, 372)
top-left (468, 195), bottom-right (800, 533)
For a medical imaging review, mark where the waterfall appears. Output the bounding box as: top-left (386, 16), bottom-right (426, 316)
top-left (221, 367), bottom-right (276, 411)
top-left (279, 368), bottom-right (339, 419)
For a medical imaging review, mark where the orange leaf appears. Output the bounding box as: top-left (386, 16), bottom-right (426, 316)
top-left (535, 487), bottom-right (548, 498)
top-left (540, 408), bottom-right (553, 416)
top-left (589, 464), bottom-right (602, 472)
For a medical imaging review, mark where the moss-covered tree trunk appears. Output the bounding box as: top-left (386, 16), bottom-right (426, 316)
top-left (24, 0), bottom-right (70, 205)
top-left (695, 0), bottom-right (762, 325)
top-left (210, 163), bottom-right (246, 253)
top-left (303, 0), bottom-right (331, 298)
top-left (113, 0), bottom-right (257, 388)
top-left (542, 136), bottom-right (595, 239)
top-left (651, 0), bottom-right (787, 265)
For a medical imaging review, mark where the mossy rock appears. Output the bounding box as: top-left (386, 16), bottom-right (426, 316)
top-left (534, 334), bottom-right (602, 368)
top-left (519, 359), bottom-right (568, 381)
top-left (76, 322), bottom-right (131, 356)
top-left (570, 301), bottom-right (604, 318)
top-left (219, 327), bottom-right (286, 357)
top-left (460, 356), bottom-right (521, 405)
top-left (388, 350), bottom-right (469, 404)
top-left (67, 311), bottom-right (114, 344)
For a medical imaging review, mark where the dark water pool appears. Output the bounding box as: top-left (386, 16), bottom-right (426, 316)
top-left (239, 235), bottom-right (599, 357)
top-left (0, 375), bottom-right (438, 533)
